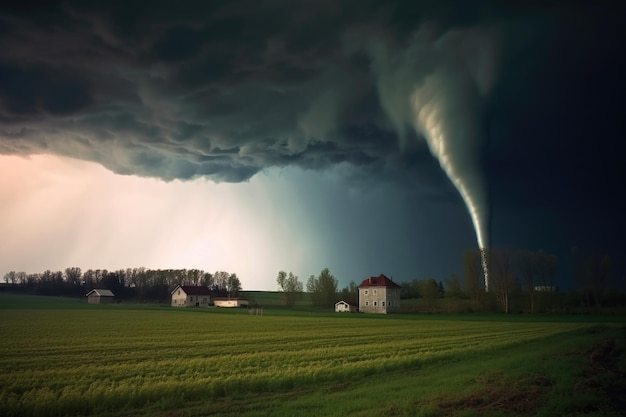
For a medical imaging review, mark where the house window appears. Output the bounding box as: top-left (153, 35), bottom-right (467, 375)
top-left (365, 301), bottom-right (369, 306)
top-left (373, 301), bottom-right (377, 307)
top-left (382, 301), bottom-right (386, 307)
top-left (373, 289), bottom-right (377, 295)
top-left (178, 290), bottom-right (180, 295)
top-left (364, 290), bottom-right (368, 295)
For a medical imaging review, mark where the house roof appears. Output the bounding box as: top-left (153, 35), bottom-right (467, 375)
top-left (86, 289), bottom-right (115, 297)
top-left (172, 285), bottom-right (212, 296)
top-left (358, 274), bottom-right (401, 288)
top-left (335, 300), bottom-right (357, 306)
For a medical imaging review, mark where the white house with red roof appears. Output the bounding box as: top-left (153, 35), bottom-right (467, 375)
top-left (358, 274), bottom-right (401, 314)
top-left (171, 285), bottom-right (212, 307)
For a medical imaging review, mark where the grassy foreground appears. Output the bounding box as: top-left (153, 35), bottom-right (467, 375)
top-left (0, 293), bottom-right (624, 416)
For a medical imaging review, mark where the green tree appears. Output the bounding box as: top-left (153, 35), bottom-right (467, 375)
top-left (401, 279), bottom-right (424, 299)
top-left (276, 271), bottom-right (303, 307)
top-left (418, 278), bottom-right (441, 313)
top-left (227, 274), bottom-right (242, 297)
top-left (308, 268), bottom-right (338, 307)
top-left (200, 272), bottom-right (213, 287)
top-left (338, 280), bottom-right (358, 302)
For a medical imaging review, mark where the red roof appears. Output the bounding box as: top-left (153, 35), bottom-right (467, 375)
top-left (358, 274), bottom-right (401, 288)
top-left (174, 285), bottom-right (212, 295)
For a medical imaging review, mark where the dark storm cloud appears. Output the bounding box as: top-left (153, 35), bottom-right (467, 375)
top-left (0, 0), bottom-right (422, 182)
top-left (0, 0), bottom-right (624, 192)
top-left (0, 61), bottom-right (92, 115)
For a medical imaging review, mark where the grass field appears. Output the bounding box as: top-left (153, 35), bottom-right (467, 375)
top-left (0, 292), bottom-right (624, 416)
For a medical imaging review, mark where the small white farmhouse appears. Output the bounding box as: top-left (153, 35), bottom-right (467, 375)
top-left (335, 300), bottom-right (357, 313)
top-left (213, 298), bottom-right (249, 308)
top-left (171, 285), bottom-right (211, 307)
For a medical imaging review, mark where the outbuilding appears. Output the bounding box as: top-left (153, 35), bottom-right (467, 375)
top-left (335, 300), bottom-right (358, 313)
top-left (213, 298), bottom-right (249, 308)
top-left (86, 289), bottom-right (115, 304)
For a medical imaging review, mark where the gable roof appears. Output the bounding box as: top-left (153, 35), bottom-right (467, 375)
top-left (172, 285), bottom-right (212, 296)
top-left (335, 300), bottom-right (357, 307)
top-left (86, 289), bottom-right (115, 297)
top-left (358, 274), bottom-right (401, 289)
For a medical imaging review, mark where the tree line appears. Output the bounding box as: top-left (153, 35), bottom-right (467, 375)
top-left (2, 268), bottom-right (242, 302)
top-left (4, 247), bottom-right (622, 313)
top-left (276, 268), bottom-right (343, 308)
top-left (276, 247), bottom-right (623, 314)
top-left (403, 247), bottom-right (623, 314)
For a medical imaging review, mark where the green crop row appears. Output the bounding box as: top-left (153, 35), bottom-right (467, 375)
top-left (0, 308), bottom-right (592, 416)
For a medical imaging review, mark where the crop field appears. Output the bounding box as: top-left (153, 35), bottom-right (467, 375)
top-left (0, 293), bottom-right (624, 417)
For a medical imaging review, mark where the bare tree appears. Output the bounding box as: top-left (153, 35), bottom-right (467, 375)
top-left (64, 267), bottom-right (82, 287)
top-left (3, 271), bottom-right (16, 284)
top-left (188, 269), bottom-right (203, 286)
top-left (444, 273), bottom-right (465, 299)
top-left (517, 250), bottom-right (538, 313)
top-left (213, 271), bottom-right (230, 292)
top-left (536, 251), bottom-right (557, 310)
top-left (462, 249), bottom-right (484, 306)
top-left (573, 248), bottom-right (611, 311)
top-left (490, 247), bottom-right (517, 313)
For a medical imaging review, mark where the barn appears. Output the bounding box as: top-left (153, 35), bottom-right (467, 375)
top-left (86, 289), bottom-right (115, 304)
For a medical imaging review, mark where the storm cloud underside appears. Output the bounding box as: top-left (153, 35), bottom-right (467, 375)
top-left (1, 3), bottom-right (497, 182)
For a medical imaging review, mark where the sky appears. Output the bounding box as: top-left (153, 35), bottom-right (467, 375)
top-left (1, 1), bottom-right (625, 291)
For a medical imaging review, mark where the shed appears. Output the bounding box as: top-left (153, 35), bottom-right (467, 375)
top-left (213, 298), bottom-right (249, 308)
top-left (335, 300), bottom-right (358, 313)
top-left (86, 289), bottom-right (115, 304)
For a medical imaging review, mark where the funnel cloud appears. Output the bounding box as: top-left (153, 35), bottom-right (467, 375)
top-left (365, 28), bottom-right (495, 289)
